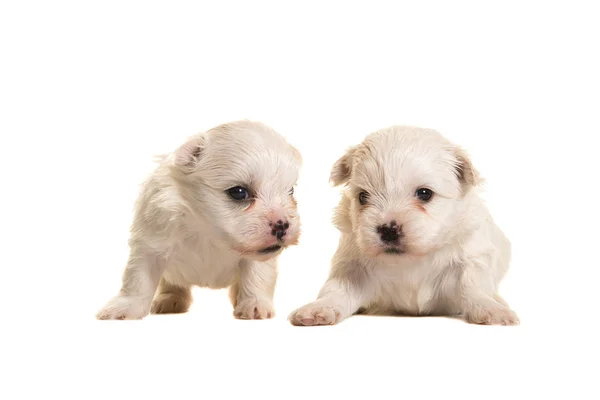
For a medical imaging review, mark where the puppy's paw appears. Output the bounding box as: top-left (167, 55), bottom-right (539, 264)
top-left (96, 295), bottom-right (150, 320)
top-left (465, 304), bottom-right (519, 326)
top-left (151, 293), bottom-right (191, 315)
top-left (234, 297), bottom-right (274, 320)
top-left (288, 303), bottom-right (341, 326)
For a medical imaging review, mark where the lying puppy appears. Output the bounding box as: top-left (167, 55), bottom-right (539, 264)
top-left (97, 120), bottom-right (301, 320)
top-left (289, 126), bottom-right (518, 326)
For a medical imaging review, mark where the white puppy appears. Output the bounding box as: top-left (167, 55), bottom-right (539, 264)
top-left (97, 120), bottom-right (301, 320)
top-left (289, 126), bottom-right (518, 326)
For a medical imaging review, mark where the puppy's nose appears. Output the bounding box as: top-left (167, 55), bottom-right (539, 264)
top-left (377, 220), bottom-right (401, 244)
top-left (270, 220), bottom-right (289, 241)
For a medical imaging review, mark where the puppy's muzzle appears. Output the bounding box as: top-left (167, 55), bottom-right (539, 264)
top-left (259, 244), bottom-right (282, 254)
top-left (256, 219), bottom-right (291, 254)
top-left (269, 219), bottom-right (289, 241)
top-left (377, 220), bottom-right (402, 245)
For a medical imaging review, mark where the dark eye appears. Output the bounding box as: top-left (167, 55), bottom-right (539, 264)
top-left (359, 191), bottom-right (370, 205)
top-left (227, 186), bottom-right (250, 201)
top-left (415, 188), bottom-right (434, 202)
top-left (289, 187), bottom-right (294, 195)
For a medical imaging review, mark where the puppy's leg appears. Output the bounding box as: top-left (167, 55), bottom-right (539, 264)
top-left (96, 249), bottom-right (165, 320)
top-left (461, 258), bottom-right (519, 325)
top-left (493, 293), bottom-right (510, 307)
top-left (151, 278), bottom-right (192, 314)
top-left (288, 277), bottom-right (366, 326)
top-left (230, 259), bottom-right (277, 320)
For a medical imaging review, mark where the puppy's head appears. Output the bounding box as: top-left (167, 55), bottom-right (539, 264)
top-left (171, 121), bottom-right (302, 261)
top-left (331, 126), bottom-right (480, 258)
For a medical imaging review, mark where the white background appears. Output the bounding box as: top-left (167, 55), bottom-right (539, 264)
top-left (1, 1), bottom-right (599, 399)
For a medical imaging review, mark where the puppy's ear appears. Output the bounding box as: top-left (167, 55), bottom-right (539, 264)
top-left (330, 146), bottom-right (357, 186)
top-left (290, 145), bottom-right (303, 166)
top-left (453, 147), bottom-right (480, 188)
top-left (173, 135), bottom-right (205, 170)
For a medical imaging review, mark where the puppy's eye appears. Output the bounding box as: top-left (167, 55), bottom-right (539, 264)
top-left (289, 187), bottom-right (294, 196)
top-left (227, 186), bottom-right (250, 201)
top-left (359, 191), bottom-right (370, 205)
top-left (415, 188), bottom-right (434, 202)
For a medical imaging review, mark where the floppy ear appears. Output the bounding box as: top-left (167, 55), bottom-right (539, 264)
top-left (173, 135), bottom-right (205, 170)
top-left (330, 146), bottom-right (357, 186)
top-left (453, 147), bottom-right (480, 188)
top-left (290, 144), bottom-right (303, 166)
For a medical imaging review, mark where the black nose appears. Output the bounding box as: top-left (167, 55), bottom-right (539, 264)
top-left (270, 220), bottom-right (289, 240)
top-left (377, 220), bottom-right (401, 244)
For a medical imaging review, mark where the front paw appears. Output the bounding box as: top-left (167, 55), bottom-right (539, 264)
top-left (96, 295), bottom-right (150, 320)
top-left (465, 303), bottom-right (520, 326)
top-left (234, 297), bottom-right (274, 320)
top-left (288, 302), bottom-right (341, 326)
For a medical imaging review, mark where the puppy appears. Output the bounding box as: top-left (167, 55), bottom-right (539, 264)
top-left (97, 120), bottom-right (301, 320)
top-left (289, 126), bottom-right (518, 326)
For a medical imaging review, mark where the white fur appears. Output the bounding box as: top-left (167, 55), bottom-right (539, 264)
top-left (97, 120), bottom-right (301, 320)
top-left (289, 126), bottom-right (518, 326)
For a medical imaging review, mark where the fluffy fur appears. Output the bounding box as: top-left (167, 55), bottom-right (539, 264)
top-left (97, 120), bottom-right (301, 320)
top-left (289, 126), bottom-right (518, 326)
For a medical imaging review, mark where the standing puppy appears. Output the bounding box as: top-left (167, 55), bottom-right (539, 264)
top-left (97, 120), bottom-right (301, 320)
top-left (289, 126), bottom-right (518, 326)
